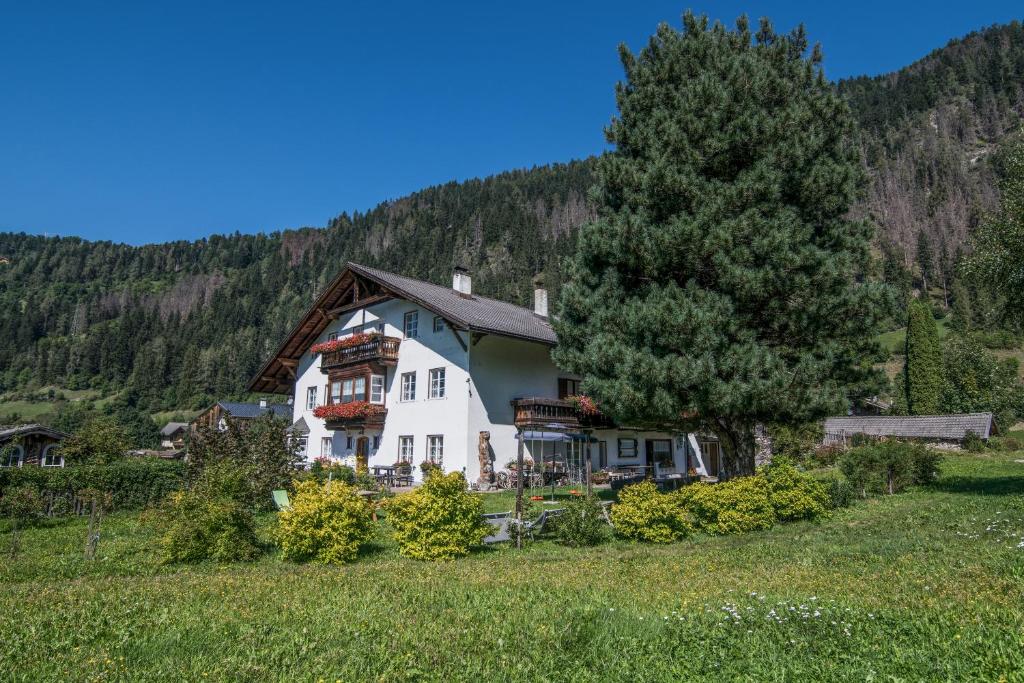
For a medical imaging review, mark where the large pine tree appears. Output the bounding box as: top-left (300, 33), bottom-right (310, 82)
top-left (553, 13), bottom-right (890, 476)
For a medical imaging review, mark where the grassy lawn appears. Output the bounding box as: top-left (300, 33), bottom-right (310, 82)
top-left (2, 454), bottom-right (1023, 681)
top-left (876, 316), bottom-right (952, 355)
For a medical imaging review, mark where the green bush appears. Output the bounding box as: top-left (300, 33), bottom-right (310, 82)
top-left (155, 463), bottom-right (260, 564)
top-left (962, 430), bottom-right (986, 453)
top-left (276, 480), bottom-right (375, 564)
top-left (385, 471), bottom-right (487, 560)
top-left (761, 459), bottom-right (830, 522)
top-left (310, 458), bottom-right (356, 485)
top-left (769, 422), bottom-right (824, 464)
top-left (551, 494), bottom-right (611, 547)
top-left (838, 440), bottom-right (940, 497)
top-left (0, 458), bottom-right (184, 510)
top-left (611, 481), bottom-right (693, 543)
top-left (816, 474), bottom-right (855, 509)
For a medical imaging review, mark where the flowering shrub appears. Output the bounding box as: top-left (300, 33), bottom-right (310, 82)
top-left (761, 459), bottom-right (830, 522)
top-left (676, 477), bottom-right (776, 535)
top-left (610, 480), bottom-right (693, 543)
top-left (313, 401), bottom-right (385, 421)
top-left (276, 479), bottom-right (375, 564)
top-left (385, 471), bottom-right (487, 560)
top-left (309, 332), bottom-right (376, 355)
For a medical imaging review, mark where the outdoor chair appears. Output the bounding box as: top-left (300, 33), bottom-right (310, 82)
top-left (511, 508), bottom-right (565, 540)
top-left (272, 489), bottom-right (291, 511)
top-left (482, 511), bottom-right (513, 544)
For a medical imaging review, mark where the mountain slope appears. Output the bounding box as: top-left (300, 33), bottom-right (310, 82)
top-left (1, 22), bottom-right (1022, 415)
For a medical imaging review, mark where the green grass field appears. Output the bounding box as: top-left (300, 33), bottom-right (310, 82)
top-left (2, 453), bottom-right (1023, 681)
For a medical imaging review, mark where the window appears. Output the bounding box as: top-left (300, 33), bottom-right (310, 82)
top-left (328, 332), bottom-right (338, 342)
top-left (372, 435), bottom-right (380, 450)
top-left (597, 441), bottom-right (608, 469)
top-left (295, 436), bottom-right (308, 457)
top-left (404, 311), bottom-right (419, 338)
top-left (330, 381), bottom-right (342, 404)
top-left (306, 386), bottom-right (318, 410)
top-left (1, 444), bottom-right (24, 468)
top-left (428, 367), bottom-right (446, 399)
top-left (320, 437), bottom-right (333, 458)
top-left (399, 436), bottom-right (414, 463)
top-left (618, 438), bottom-right (638, 459)
top-left (558, 378), bottom-right (582, 399)
top-left (370, 374), bottom-right (385, 404)
top-left (427, 435), bottom-right (444, 465)
top-left (354, 376), bottom-right (366, 402)
top-left (433, 315), bottom-right (445, 333)
top-left (346, 436), bottom-right (354, 450)
top-left (41, 445), bottom-right (63, 468)
top-left (401, 372), bottom-right (416, 401)
top-left (649, 439), bottom-right (673, 468)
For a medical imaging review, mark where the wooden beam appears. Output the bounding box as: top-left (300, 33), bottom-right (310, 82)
top-left (449, 326), bottom-right (468, 353)
top-left (326, 294), bottom-right (390, 318)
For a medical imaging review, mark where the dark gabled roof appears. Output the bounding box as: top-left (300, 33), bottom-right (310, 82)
top-left (248, 262), bottom-right (555, 394)
top-left (159, 422), bottom-right (189, 436)
top-left (218, 402), bottom-right (292, 420)
top-left (823, 412), bottom-right (996, 441)
top-left (288, 417), bottom-right (310, 435)
top-left (347, 263), bottom-right (556, 345)
top-left (0, 423), bottom-right (69, 443)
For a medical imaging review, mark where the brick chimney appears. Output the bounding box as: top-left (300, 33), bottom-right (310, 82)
top-left (532, 274), bottom-right (548, 318)
top-left (452, 266), bottom-right (472, 296)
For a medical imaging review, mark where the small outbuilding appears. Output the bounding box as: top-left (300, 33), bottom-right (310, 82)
top-left (822, 412), bottom-right (996, 447)
top-left (0, 424), bottom-right (70, 468)
top-left (159, 422), bottom-right (189, 449)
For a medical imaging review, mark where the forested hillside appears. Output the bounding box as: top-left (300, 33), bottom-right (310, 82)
top-left (1, 21), bottom-right (1022, 417)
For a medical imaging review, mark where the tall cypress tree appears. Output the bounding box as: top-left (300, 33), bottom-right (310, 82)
top-left (553, 13), bottom-right (890, 476)
top-left (903, 298), bottom-right (943, 415)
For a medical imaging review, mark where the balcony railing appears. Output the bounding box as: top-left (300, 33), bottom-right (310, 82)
top-left (319, 335), bottom-right (401, 372)
top-left (511, 397), bottom-right (617, 430)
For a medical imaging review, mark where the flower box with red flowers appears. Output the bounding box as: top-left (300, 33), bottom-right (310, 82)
top-left (313, 401), bottom-right (386, 425)
top-left (310, 332), bottom-right (377, 355)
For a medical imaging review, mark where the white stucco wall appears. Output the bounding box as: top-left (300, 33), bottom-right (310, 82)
top-left (289, 288), bottom-right (694, 485)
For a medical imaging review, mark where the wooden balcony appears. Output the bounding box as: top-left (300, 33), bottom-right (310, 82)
top-left (512, 398), bottom-right (580, 429)
top-left (319, 335), bottom-right (401, 373)
top-left (324, 410), bottom-right (387, 431)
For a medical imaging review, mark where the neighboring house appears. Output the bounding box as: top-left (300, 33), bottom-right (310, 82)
top-left (0, 424), bottom-right (69, 468)
top-left (249, 263), bottom-right (717, 484)
top-left (159, 422), bottom-right (189, 449)
top-left (190, 400), bottom-right (293, 433)
top-left (822, 412), bottom-right (997, 447)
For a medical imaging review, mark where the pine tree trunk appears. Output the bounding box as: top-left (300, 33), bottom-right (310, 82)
top-left (714, 419), bottom-right (757, 479)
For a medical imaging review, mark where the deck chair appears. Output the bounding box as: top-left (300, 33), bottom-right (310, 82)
top-left (272, 489), bottom-right (291, 511)
top-left (482, 511), bottom-right (513, 544)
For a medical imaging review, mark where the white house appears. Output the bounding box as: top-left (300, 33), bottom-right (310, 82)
top-left (249, 263), bottom-right (718, 484)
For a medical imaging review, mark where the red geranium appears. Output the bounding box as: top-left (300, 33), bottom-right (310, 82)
top-left (313, 401), bottom-right (384, 421)
top-left (310, 332), bottom-right (377, 355)
top-left (566, 394), bottom-right (601, 416)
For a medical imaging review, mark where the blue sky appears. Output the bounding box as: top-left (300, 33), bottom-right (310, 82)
top-left (1, 1), bottom-right (1021, 245)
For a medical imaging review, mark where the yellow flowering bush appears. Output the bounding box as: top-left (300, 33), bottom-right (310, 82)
top-left (385, 471), bottom-right (487, 560)
top-left (761, 459), bottom-right (830, 521)
top-left (677, 476), bottom-right (776, 535)
top-left (610, 480), bottom-right (693, 543)
top-left (276, 480), bottom-right (375, 564)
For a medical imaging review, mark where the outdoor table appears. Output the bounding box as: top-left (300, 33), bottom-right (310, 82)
top-left (372, 465), bottom-right (396, 487)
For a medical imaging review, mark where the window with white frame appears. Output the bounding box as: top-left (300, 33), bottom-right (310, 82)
top-left (618, 438), bottom-right (638, 459)
top-left (370, 374), bottom-right (385, 404)
top-left (428, 367), bottom-right (446, 399)
top-left (354, 376), bottom-right (366, 402)
top-left (41, 445), bottom-right (63, 468)
top-left (330, 380), bottom-right (341, 404)
top-left (401, 372), bottom-right (416, 401)
top-left (320, 437), bottom-right (333, 458)
top-left (306, 386), bottom-right (318, 410)
top-left (328, 331), bottom-right (338, 341)
top-left (403, 310), bottom-right (418, 338)
top-left (427, 435), bottom-right (444, 465)
top-left (399, 435), bottom-right (414, 463)
top-left (433, 315), bottom-right (444, 333)
top-left (295, 436), bottom-right (308, 457)
top-left (1, 444), bottom-right (24, 468)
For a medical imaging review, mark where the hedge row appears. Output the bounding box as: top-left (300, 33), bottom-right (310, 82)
top-left (0, 458), bottom-right (185, 510)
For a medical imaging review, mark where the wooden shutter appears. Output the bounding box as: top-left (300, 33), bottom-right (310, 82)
top-left (557, 378), bottom-right (569, 399)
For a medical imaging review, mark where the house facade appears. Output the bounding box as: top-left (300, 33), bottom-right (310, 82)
top-left (0, 424), bottom-right (69, 468)
top-left (250, 263), bottom-right (715, 484)
top-left (190, 400), bottom-right (293, 433)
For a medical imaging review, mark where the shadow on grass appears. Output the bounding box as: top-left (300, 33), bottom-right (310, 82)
top-left (932, 476), bottom-right (1024, 496)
